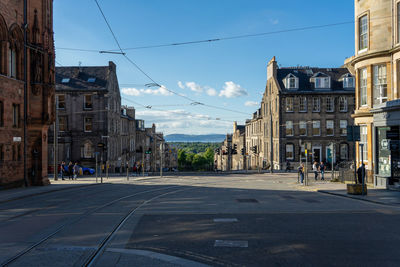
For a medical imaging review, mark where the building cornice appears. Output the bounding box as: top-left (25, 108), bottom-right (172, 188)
top-left (349, 47), bottom-right (400, 66)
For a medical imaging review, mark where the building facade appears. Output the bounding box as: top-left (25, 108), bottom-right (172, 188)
top-left (49, 62), bottom-right (127, 172)
top-left (245, 109), bottom-right (263, 170)
top-left (347, 0), bottom-right (400, 188)
top-left (0, 0), bottom-right (55, 187)
top-left (263, 57), bottom-right (355, 170)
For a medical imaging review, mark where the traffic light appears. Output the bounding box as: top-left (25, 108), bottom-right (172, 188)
top-left (241, 148), bottom-right (245, 155)
top-left (252, 145), bottom-right (257, 154)
top-left (232, 144), bottom-right (238, 154)
top-left (145, 148), bottom-right (152, 154)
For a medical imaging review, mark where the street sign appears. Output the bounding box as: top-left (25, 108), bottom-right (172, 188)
top-left (13, 137), bottom-right (22, 142)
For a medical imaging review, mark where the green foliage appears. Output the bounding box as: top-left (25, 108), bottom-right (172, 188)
top-left (172, 142), bottom-right (219, 171)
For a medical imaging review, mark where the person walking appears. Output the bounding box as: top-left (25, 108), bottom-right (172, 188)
top-left (319, 161), bottom-right (325, 181)
top-left (312, 161), bottom-right (319, 181)
top-left (68, 162), bottom-right (73, 180)
top-left (60, 161), bottom-right (66, 180)
top-left (357, 163), bottom-right (365, 184)
top-left (298, 163), bottom-right (305, 184)
top-left (73, 162), bottom-right (79, 180)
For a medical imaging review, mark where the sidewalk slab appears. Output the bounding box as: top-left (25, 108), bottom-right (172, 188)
top-left (318, 189), bottom-right (400, 206)
top-left (0, 179), bottom-right (101, 204)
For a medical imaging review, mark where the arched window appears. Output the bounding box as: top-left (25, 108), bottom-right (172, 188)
top-left (82, 141), bottom-right (94, 159)
top-left (8, 24), bottom-right (23, 79)
top-left (0, 15), bottom-right (8, 75)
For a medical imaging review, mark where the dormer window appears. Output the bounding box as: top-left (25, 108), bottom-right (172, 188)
top-left (61, 78), bottom-right (70, 83)
top-left (312, 72), bottom-right (330, 89)
top-left (342, 74), bottom-right (355, 88)
top-left (284, 74), bottom-right (298, 89)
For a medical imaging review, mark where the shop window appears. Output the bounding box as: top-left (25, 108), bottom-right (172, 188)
top-left (299, 97), bottom-right (307, 112)
top-left (359, 125), bottom-right (368, 163)
top-left (373, 65), bottom-right (387, 105)
top-left (377, 127), bottom-right (391, 176)
top-left (286, 144), bottom-right (294, 160)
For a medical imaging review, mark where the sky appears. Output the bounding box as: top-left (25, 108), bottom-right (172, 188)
top-left (54, 0), bottom-right (355, 135)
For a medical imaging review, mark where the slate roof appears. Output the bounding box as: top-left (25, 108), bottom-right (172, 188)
top-left (236, 125), bottom-right (245, 134)
top-left (277, 67), bottom-right (353, 93)
top-left (55, 66), bottom-right (110, 91)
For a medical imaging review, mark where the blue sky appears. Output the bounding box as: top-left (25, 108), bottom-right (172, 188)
top-left (54, 0), bottom-right (355, 135)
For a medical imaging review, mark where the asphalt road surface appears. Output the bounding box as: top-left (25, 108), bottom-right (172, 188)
top-left (0, 173), bottom-right (399, 267)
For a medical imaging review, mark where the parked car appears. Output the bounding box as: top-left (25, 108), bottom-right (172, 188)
top-left (63, 165), bottom-right (95, 175)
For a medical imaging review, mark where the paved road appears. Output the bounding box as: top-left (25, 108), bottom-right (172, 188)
top-left (0, 173), bottom-right (399, 266)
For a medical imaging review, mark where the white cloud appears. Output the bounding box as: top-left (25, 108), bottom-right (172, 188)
top-left (185, 82), bottom-right (203, 93)
top-left (177, 81), bottom-right (185, 89)
top-left (206, 88), bottom-right (217, 96)
top-left (121, 88), bottom-right (141, 96)
top-left (219, 81), bottom-right (248, 98)
top-left (245, 101), bottom-right (259, 107)
top-left (121, 86), bottom-right (172, 97)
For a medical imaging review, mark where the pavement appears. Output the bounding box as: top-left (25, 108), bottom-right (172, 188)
top-left (1, 173), bottom-right (400, 206)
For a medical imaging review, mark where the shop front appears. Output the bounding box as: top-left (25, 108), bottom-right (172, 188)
top-left (372, 99), bottom-right (400, 189)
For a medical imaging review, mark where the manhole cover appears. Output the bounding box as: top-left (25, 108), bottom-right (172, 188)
top-left (236, 199), bottom-right (258, 203)
top-left (214, 240), bottom-right (248, 248)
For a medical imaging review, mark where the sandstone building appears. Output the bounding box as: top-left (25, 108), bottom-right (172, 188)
top-left (0, 0), bottom-right (54, 187)
top-left (346, 0), bottom-right (400, 188)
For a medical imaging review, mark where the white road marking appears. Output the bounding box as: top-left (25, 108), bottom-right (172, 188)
top-left (214, 240), bottom-right (248, 248)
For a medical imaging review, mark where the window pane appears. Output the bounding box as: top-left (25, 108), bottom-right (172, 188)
top-left (326, 120), bottom-right (334, 136)
top-left (286, 121), bottom-right (293, 136)
top-left (313, 120), bottom-right (320, 136)
top-left (359, 125), bottom-right (368, 163)
top-left (299, 97), bottom-right (307, 112)
top-left (359, 15), bottom-right (368, 50)
top-left (312, 97), bottom-right (320, 112)
top-left (373, 65), bottom-right (387, 105)
top-left (286, 144), bottom-right (294, 160)
top-left (286, 97), bottom-right (293, 112)
top-left (340, 120), bottom-right (347, 136)
top-left (299, 121), bottom-right (307, 136)
top-left (360, 68), bottom-right (368, 106)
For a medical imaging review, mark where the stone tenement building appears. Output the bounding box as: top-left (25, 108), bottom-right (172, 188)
top-left (49, 62), bottom-right (128, 172)
top-left (0, 0), bottom-right (55, 187)
top-left (245, 109), bottom-right (263, 170)
top-left (345, 0), bottom-right (400, 188)
top-left (215, 123), bottom-right (246, 172)
top-left (263, 57), bottom-right (355, 170)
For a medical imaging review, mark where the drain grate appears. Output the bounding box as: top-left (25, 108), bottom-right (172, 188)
top-left (236, 198), bottom-right (258, 203)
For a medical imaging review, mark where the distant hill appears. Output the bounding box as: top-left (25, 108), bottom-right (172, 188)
top-left (165, 134), bottom-right (225, 143)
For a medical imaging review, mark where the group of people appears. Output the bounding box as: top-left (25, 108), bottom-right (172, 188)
top-left (297, 161), bottom-right (326, 184)
top-left (59, 161), bottom-right (80, 180)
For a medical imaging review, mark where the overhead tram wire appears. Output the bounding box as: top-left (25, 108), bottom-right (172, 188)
top-left (93, 0), bottom-right (252, 117)
top-left (55, 13), bottom-right (394, 54)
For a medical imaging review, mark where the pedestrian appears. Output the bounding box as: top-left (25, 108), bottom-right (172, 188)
top-left (73, 162), bottom-right (79, 180)
top-left (298, 163), bottom-right (305, 184)
top-left (319, 161), bottom-right (325, 181)
top-left (312, 161), bottom-right (319, 181)
top-left (285, 161), bottom-right (291, 172)
top-left (68, 161), bottom-right (73, 180)
top-left (357, 163), bottom-right (365, 184)
top-left (60, 161), bottom-right (65, 180)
